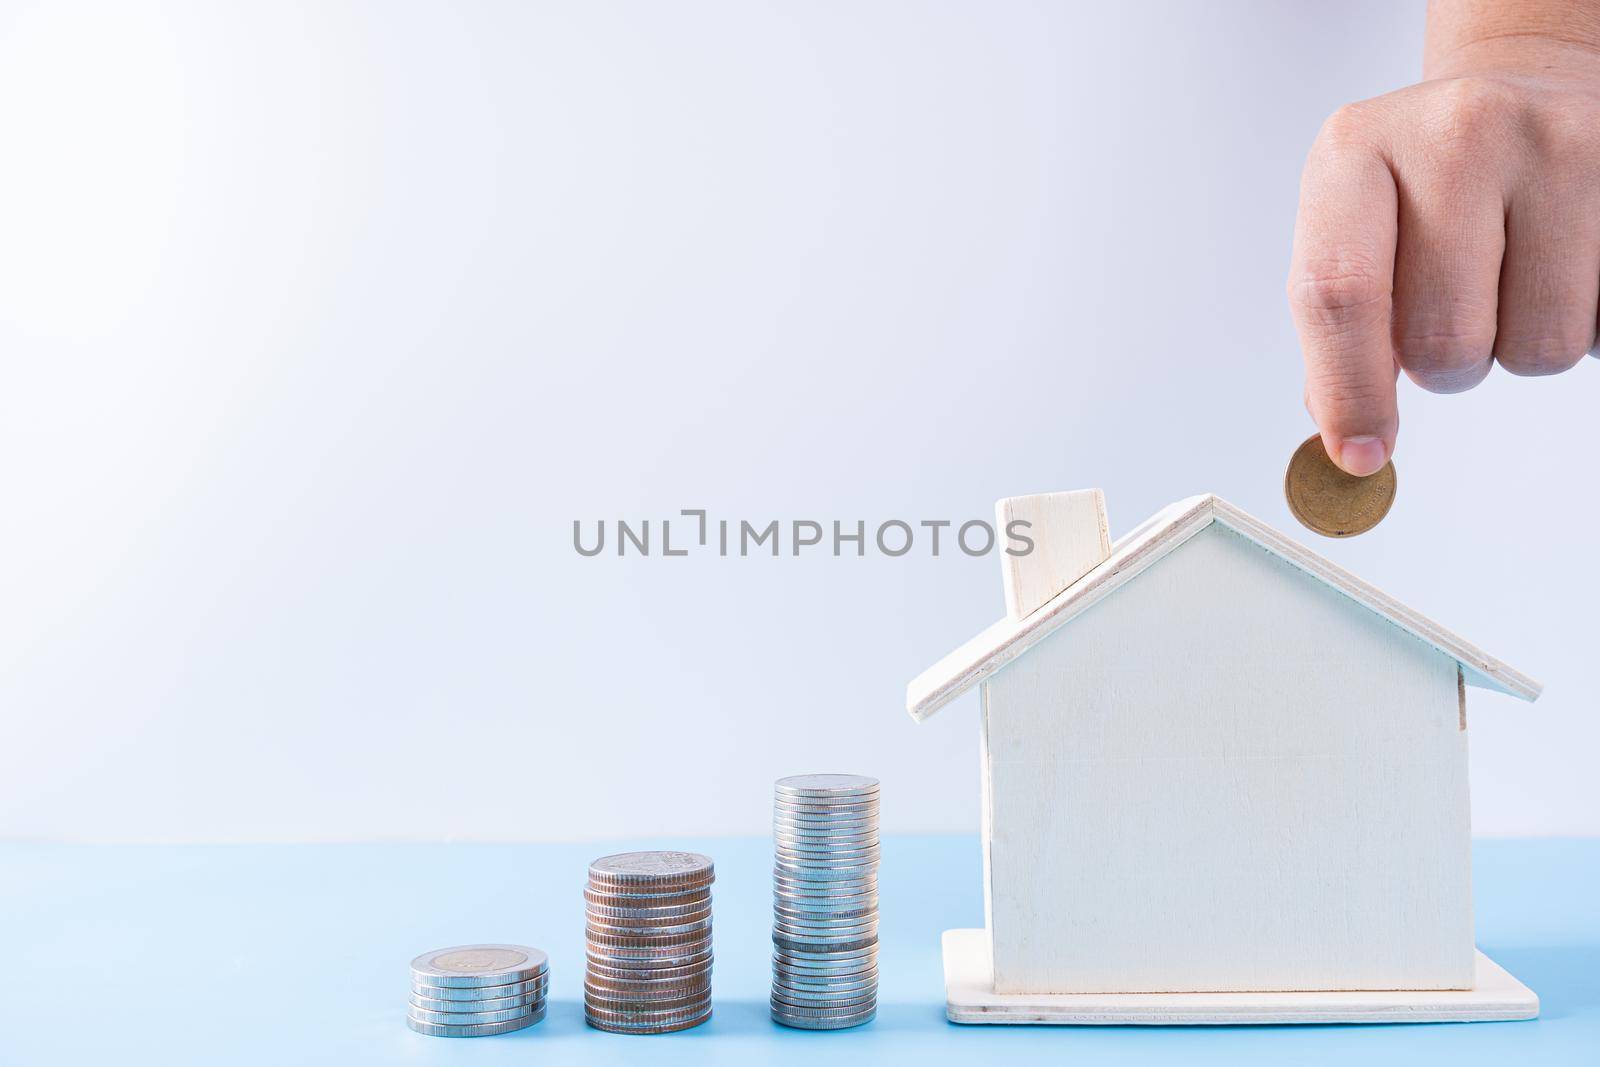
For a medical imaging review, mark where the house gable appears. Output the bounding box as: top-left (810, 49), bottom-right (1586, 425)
top-left (909, 495), bottom-right (1540, 722)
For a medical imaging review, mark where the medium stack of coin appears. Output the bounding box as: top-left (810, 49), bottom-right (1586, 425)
top-left (771, 774), bottom-right (880, 1030)
top-left (407, 944), bottom-right (549, 1037)
top-left (584, 851), bottom-right (715, 1034)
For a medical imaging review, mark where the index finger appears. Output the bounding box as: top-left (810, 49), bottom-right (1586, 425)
top-left (1287, 112), bottom-right (1401, 477)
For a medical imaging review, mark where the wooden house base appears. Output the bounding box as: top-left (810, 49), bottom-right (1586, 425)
top-left (942, 929), bottom-right (1539, 1025)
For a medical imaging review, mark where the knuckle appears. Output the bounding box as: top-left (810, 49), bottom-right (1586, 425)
top-left (1396, 329), bottom-right (1495, 392)
top-left (1425, 77), bottom-right (1518, 149)
top-left (1496, 331), bottom-right (1594, 376)
top-left (1316, 102), bottom-right (1383, 152)
top-left (1396, 326), bottom-right (1497, 392)
top-left (1305, 367), bottom-right (1394, 431)
top-left (1288, 263), bottom-right (1389, 321)
top-left (1530, 103), bottom-right (1600, 171)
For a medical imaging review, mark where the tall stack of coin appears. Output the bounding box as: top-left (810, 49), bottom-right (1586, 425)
top-left (584, 851), bottom-right (715, 1034)
top-left (407, 944), bottom-right (549, 1037)
top-left (771, 774), bottom-right (880, 1030)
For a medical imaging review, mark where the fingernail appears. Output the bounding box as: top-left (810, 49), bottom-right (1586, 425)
top-left (1338, 436), bottom-right (1388, 477)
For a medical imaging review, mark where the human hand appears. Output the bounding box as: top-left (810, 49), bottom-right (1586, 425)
top-left (1287, 0), bottom-right (1600, 475)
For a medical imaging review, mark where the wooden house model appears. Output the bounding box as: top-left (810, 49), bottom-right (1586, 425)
top-left (907, 490), bottom-right (1542, 1025)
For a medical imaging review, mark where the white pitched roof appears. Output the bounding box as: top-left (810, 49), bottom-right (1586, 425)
top-left (907, 494), bottom-right (1542, 722)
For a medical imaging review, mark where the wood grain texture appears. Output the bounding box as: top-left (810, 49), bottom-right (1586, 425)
top-left (906, 495), bottom-right (1541, 722)
top-left (984, 523), bottom-right (1474, 993)
top-left (996, 490), bottom-right (1110, 621)
top-left (942, 930), bottom-right (1539, 1025)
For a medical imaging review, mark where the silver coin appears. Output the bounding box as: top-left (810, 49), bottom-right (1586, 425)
top-left (772, 868), bottom-right (876, 886)
top-left (772, 988), bottom-right (878, 1012)
top-left (410, 973), bottom-right (548, 1001)
top-left (585, 942), bottom-right (714, 962)
top-left (773, 974), bottom-right (877, 995)
top-left (584, 1000), bottom-right (714, 1025)
top-left (774, 967), bottom-right (878, 985)
top-left (771, 819), bottom-right (883, 831)
top-left (774, 844), bottom-right (877, 859)
top-left (772, 878), bottom-right (877, 893)
top-left (773, 863), bottom-right (878, 879)
top-left (772, 928), bottom-right (879, 945)
top-left (773, 853), bottom-right (878, 870)
top-left (772, 951), bottom-right (879, 971)
top-left (772, 987), bottom-right (877, 1007)
top-left (771, 904), bottom-right (878, 922)
top-left (586, 952), bottom-right (714, 973)
top-left (772, 864), bottom-right (878, 880)
top-left (585, 967), bottom-right (713, 987)
top-left (587, 917), bottom-right (714, 938)
top-left (774, 798), bottom-right (880, 812)
top-left (774, 804), bottom-right (880, 819)
top-left (775, 795), bottom-right (878, 809)
top-left (775, 818), bottom-right (878, 831)
top-left (773, 923), bottom-right (880, 943)
top-left (772, 874), bottom-right (877, 892)
top-left (771, 947), bottom-right (876, 966)
top-left (774, 808), bottom-right (878, 823)
top-left (587, 899), bottom-right (713, 922)
top-left (410, 945), bottom-right (549, 988)
top-left (589, 851), bottom-right (714, 884)
top-left (410, 987), bottom-right (545, 1013)
top-left (771, 1005), bottom-right (875, 1030)
top-left (773, 873), bottom-right (877, 890)
top-left (585, 886), bottom-right (714, 904)
top-left (772, 930), bottom-right (879, 946)
top-left (774, 911), bottom-right (876, 927)
top-left (406, 1005), bottom-right (545, 1037)
top-left (773, 842), bottom-right (878, 857)
top-left (773, 881), bottom-right (878, 898)
top-left (775, 839), bottom-right (881, 857)
top-left (586, 1006), bottom-right (712, 1034)
top-left (585, 974), bottom-right (711, 997)
top-left (773, 898), bottom-right (876, 917)
top-left (773, 831), bottom-right (879, 848)
top-left (772, 987), bottom-right (877, 1005)
top-left (772, 963), bottom-right (878, 982)
top-left (775, 824), bottom-right (877, 836)
top-left (772, 909), bottom-right (879, 929)
top-left (585, 956), bottom-right (713, 981)
top-left (773, 933), bottom-right (877, 952)
top-left (771, 989), bottom-right (878, 1012)
top-left (586, 937), bottom-right (712, 958)
top-left (774, 793), bottom-right (879, 810)
top-left (771, 962), bottom-right (878, 981)
top-left (773, 905), bottom-right (877, 922)
top-left (774, 774), bottom-right (880, 796)
top-left (585, 988), bottom-right (710, 1013)
top-left (407, 1002), bottom-right (539, 1026)
top-left (771, 831), bottom-right (883, 844)
top-left (775, 800), bottom-right (881, 812)
top-left (586, 925), bottom-right (712, 942)
top-left (772, 896), bottom-right (878, 915)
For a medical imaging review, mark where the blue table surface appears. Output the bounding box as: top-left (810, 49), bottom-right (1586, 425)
top-left (1, 836), bottom-right (1594, 1065)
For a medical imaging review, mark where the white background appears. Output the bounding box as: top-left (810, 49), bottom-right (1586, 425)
top-left (1, 1), bottom-right (1593, 842)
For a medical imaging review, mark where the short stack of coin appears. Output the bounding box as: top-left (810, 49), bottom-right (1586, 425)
top-left (584, 851), bottom-right (715, 1033)
top-left (407, 944), bottom-right (549, 1037)
top-left (771, 774), bottom-right (880, 1029)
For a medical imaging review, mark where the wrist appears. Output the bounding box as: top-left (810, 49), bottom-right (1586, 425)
top-left (1425, 0), bottom-right (1600, 79)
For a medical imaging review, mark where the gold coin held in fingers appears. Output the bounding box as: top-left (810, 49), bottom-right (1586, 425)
top-left (1283, 433), bottom-right (1397, 538)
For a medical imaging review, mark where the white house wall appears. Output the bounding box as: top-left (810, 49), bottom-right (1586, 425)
top-left (983, 523), bottom-right (1473, 994)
